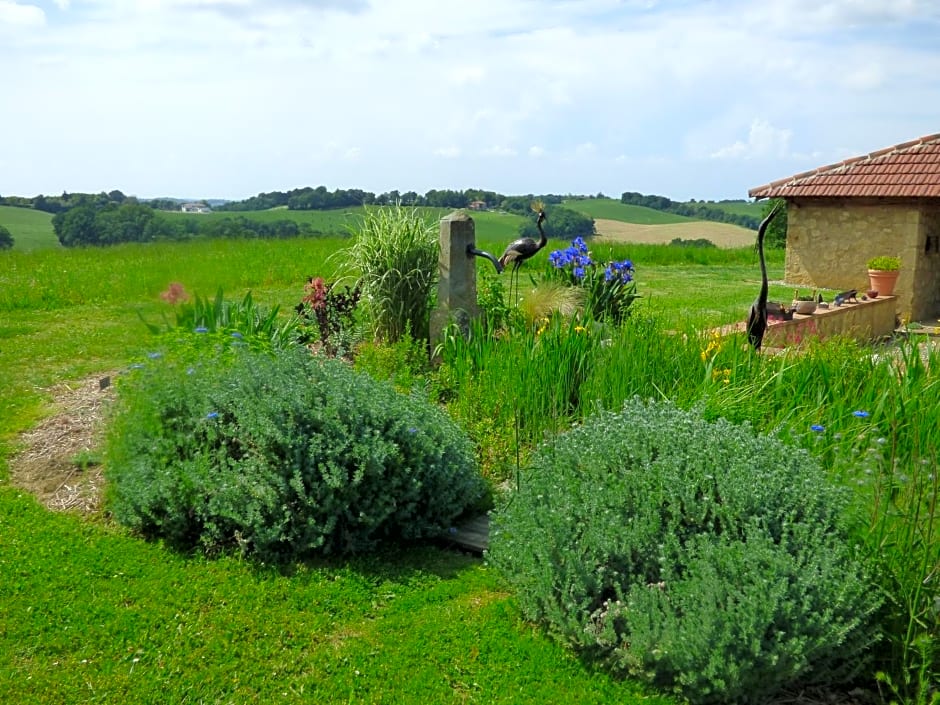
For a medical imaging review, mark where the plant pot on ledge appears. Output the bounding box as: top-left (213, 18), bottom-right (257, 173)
top-left (866, 256), bottom-right (900, 297)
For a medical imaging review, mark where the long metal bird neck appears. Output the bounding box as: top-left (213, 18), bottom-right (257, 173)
top-left (757, 226), bottom-right (768, 307)
top-left (756, 204), bottom-right (781, 308)
top-left (535, 211), bottom-right (547, 250)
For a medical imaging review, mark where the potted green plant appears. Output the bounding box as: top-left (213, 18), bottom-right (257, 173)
top-left (866, 255), bottom-right (901, 297)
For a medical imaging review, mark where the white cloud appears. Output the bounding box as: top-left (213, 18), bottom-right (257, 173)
top-left (482, 145), bottom-right (517, 157)
top-left (434, 146), bottom-right (462, 159)
top-left (710, 121), bottom-right (793, 160)
top-left (0, 1), bottom-right (44, 26)
top-left (528, 146), bottom-right (546, 158)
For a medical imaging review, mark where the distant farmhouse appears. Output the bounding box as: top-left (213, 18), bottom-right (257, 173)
top-left (180, 202), bottom-right (212, 214)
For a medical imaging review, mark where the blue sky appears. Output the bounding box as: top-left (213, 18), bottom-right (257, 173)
top-left (1, 0), bottom-right (938, 202)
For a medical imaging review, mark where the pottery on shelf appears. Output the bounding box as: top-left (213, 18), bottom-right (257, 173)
top-left (792, 299), bottom-right (817, 315)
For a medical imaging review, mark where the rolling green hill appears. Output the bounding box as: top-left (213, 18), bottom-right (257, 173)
top-left (0, 206), bottom-right (57, 251)
top-left (562, 198), bottom-right (693, 225)
top-left (688, 200), bottom-right (763, 219)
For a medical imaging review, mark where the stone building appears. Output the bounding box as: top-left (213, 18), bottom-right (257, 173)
top-left (749, 133), bottom-right (940, 321)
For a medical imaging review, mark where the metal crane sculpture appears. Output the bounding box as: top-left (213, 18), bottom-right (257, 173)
top-left (746, 203), bottom-right (783, 352)
top-left (498, 203), bottom-right (547, 302)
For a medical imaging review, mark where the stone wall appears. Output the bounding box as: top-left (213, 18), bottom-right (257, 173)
top-left (784, 198), bottom-right (919, 318)
top-left (912, 206), bottom-right (940, 321)
top-left (763, 295), bottom-right (897, 348)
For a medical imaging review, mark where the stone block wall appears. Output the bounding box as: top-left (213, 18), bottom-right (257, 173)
top-left (784, 198), bottom-right (921, 318)
top-left (763, 296), bottom-right (896, 348)
top-left (912, 206), bottom-right (940, 321)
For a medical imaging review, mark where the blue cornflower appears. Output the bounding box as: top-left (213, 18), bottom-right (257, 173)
top-left (811, 424), bottom-right (825, 432)
top-left (206, 411), bottom-right (219, 420)
top-left (853, 410), bottom-right (871, 418)
top-left (195, 326), bottom-right (208, 333)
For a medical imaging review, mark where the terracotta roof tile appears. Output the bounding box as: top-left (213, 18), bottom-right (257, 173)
top-left (749, 133), bottom-right (940, 199)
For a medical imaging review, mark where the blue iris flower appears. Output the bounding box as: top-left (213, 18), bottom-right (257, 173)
top-left (206, 411), bottom-right (219, 420)
top-left (573, 266), bottom-right (586, 279)
top-left (853, 410), bottom-right (871, 418)
top-left (811, 424), bottom-right (825, 432)
top-left (195, 326), bottom-right (208, 333)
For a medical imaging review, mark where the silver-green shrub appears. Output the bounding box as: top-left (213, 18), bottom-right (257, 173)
top-left (487, 398), bottom-right (881, 704)
top-left (105, 343), bottom-right (484, 559)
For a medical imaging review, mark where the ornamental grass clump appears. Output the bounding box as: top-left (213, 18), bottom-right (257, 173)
top-left (488, 398), bottom-right (882, 705)
top-left (105, 344), bottom-right (484, 561)
top-left (338, 204), bottom-right (438, 343)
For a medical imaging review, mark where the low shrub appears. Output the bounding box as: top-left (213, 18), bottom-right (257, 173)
top-left (487, 398), bottom-right (882, 704)
top-left (105, 344), bottom-right (485, 560)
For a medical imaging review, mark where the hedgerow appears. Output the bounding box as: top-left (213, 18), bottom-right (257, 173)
top-left (487, 398), bottom-right (881, 704)
top-left (105, 342), bottom-right (484, 560)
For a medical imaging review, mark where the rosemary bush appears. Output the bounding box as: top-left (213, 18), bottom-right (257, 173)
top-left (105, 343), bottom-right (484, 560)
top-left (488, 398), bottom-right (882, 704)
top-left (337, 204), bottom-right (438, 343)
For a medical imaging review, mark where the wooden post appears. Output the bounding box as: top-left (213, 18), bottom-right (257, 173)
top-left (430, 211), bottom-right (480, 361)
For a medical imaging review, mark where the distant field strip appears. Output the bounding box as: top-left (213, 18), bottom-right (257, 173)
top-left (594, 218), bottom-right (756, 248)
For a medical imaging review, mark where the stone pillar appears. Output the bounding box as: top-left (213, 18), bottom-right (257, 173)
top-left (430, 211), bottom-right (479, 360)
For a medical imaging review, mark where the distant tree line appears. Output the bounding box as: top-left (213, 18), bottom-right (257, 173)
top-left (620, 191), bottom-right (761, 230)
top-left (518, 206), bottom-right (595, 241)
top-left (44, 193), bottom-right (341, 247)
top-left (216, 186), bottom-right (567, 214)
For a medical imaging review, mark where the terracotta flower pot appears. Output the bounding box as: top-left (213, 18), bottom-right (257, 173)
top-left (868, 269), bottom-right (899, 297)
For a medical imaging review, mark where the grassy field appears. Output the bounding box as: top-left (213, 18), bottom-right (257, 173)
top-left (689, 199), bottom-right (764, 218)
top-left (0, 205), bottom-right (57, 251)
top-left (562, 198), bottom-right (693, 224)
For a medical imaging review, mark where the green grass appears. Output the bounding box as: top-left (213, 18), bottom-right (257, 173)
top-left (0, 205), bottom-right (57, 251)
top-left (0, 491), bottom-right (669, 704)
top-left (1, 235), bottom-right (934, 703)
top-left (562, 198), bottom-right (693, 224)
top-left (688, 200), bottom-right (764, 218)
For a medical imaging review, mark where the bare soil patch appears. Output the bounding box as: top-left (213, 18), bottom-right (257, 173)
top-left (594, 218), bottom-right (756, 248)
top-left (8, 373), bottom-right (115, 514)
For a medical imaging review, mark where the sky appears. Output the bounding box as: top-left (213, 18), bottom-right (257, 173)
top-left (1, 0), bottom-right (939, 202)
